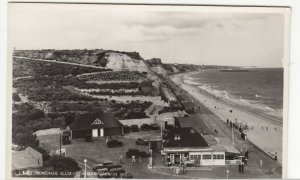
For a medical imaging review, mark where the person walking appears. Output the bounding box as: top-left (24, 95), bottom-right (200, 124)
top-left (171, 166), bottom-right (175, 175)
top-left (120, 154), bottom-right (123, 164)
top-left (182, 164), bottom-right (186, 174)
top-left (245, 150), bottom-right (249, 159)
top-left (238, 164), bottom-right (241, 173)
top-left (241, 162), bottom-right (245, 173)
top-left (176, 166), bottom-right (180, 175)
top-left (132, 156), bottom-right (136, 164)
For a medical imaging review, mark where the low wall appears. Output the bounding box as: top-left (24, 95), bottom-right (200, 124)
top-left (34, 128), bottom-right (61, 136)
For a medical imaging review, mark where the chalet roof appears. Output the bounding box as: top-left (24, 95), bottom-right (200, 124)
top-left (140, 80), bottom-right (153, 87)
top-left (163, 127), bottom-right (209, 148)
top-left (12, 147), bottom-right (42, 170)
top-left (69, 113), bottom-right (122, 130)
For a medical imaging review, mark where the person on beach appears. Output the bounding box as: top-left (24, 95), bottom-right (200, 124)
top-left (266, 126), bottom-right (268, 131)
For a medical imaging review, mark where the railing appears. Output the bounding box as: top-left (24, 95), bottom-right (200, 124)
top-left (225, 159), bottom-right (241, 165)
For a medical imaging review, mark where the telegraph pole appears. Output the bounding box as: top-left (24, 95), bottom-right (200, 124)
top-left (59, 134), bottom-right (62, 156)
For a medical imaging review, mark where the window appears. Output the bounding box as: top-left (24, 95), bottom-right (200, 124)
top-left (202, 155), bottom-right (212, 160)
top-left (213, 154), bottom-right (224, 160)
top-left (169, 154), bottom-right (175, 162)
top-left (190, 154), bottom-right (201, 160)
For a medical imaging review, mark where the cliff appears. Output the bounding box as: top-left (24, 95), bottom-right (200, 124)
top-left (13, 49), bottom-right (148, 72)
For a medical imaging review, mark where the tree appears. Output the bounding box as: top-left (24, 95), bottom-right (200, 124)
top-left (12, 93), bottom-right (21, 102)
top-left (29, 109), bottom-right (44, 120)
top-left (14, 131), bottom-right (39, 147)
top-left (49, 155), bottom-right (81, 172)
top-left (53, 116), bottom-right (66, 128)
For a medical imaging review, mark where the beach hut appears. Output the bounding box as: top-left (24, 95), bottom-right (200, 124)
top-left (68, 112), bottom-right (123, 139)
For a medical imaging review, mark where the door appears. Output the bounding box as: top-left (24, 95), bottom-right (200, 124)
top-left (92, 129), bottom-right (98, 137)
top-left (100, 128), bottom-right (104, 137)
top-left (175, 154), bottom-right (180, 164)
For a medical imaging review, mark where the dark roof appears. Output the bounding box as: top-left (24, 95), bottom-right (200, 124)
top-left (182, 101), bottom-right (194, 110)
top-left (163, 127), bottom-right (209, 148)
top-left (69, 113), bottom-right (122, 130)
top-left (140, 80), bottom-right (153, 87)
top-left (175, 115), bottom-right (212, 135)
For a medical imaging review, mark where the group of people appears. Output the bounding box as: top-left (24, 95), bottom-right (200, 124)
top-left (238, 150), bottom-right (249, 173)
top-left (171, 164), bottom-right (187, 175)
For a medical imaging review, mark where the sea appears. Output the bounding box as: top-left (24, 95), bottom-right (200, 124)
top-left (186, 68), bottom-right (284, 121)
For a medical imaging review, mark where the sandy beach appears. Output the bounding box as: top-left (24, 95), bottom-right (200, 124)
top-left (171, 71), bottom-right (283, 163)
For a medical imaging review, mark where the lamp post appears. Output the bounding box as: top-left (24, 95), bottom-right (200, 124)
top-left (229, 109), bottom-right (234, 146)
top-left (226, 170), bottom-right (229, 179)
top-left (84, 159), bottom-right (87, 178)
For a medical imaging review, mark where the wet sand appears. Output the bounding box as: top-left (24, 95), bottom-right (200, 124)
top-left (171, 72), bottom-right (283, 163)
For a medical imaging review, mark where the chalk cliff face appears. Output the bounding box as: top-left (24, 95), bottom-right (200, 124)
top-left (105, 52), bottom-right (149, 72)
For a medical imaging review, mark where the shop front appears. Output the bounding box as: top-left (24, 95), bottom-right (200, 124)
top-left (165, 152), bottom-right (189, 166)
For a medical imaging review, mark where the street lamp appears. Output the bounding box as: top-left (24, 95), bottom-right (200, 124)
top-left (84, 159), bottom-right (87, 178)
top-left (226, 170), bottom-right (229, 179)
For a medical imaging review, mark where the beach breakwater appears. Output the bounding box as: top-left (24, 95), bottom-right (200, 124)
top-left (171, 71), bottom-right (283, 163)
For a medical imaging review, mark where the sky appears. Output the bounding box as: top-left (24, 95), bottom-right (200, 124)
top-left (8, 4), bottom-right (288, 67)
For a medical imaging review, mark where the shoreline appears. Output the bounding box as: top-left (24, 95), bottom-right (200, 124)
top-left (174, 71), bottom-right (283, 125)
top-left (171, 71), bottom-right (283, 163)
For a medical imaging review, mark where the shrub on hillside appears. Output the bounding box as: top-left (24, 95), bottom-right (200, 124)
top-left (49, 155), bottom-right (81, 172)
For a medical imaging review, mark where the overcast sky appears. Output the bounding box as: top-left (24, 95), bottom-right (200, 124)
top-left (8, 4), bottom-right (288, 67)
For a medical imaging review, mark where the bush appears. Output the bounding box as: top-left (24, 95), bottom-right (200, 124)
top-left (14, 131), bottom-right (39, 147)
top-left (29, 109), bottom-right (44, 120)
top-left (12, 93), bottom-right (21, 102)
top-left (53, 116), bottom-right (66, 128)
top-left (48, 155), bottom-right (81, 172)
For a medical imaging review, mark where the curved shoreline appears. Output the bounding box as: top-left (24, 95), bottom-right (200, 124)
top-left (176, 71), bottom-right (283, 126)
